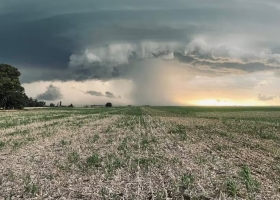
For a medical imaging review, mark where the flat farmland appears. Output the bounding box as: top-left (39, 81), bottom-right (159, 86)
top-left (0, 107), bottom-right (280, 199)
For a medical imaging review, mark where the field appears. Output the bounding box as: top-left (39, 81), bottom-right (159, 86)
top-left (0, 107), bottom-right (280, 199)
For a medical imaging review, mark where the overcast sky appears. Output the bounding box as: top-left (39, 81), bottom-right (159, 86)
top-left (1, 0), bottom-right (280, 106)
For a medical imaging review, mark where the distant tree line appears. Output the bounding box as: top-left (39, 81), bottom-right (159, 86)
top-left (25, 97), bottom-right (46, 107)
top-left (83, 102), bottom-right (112, 108)
top-left (50, 102), bottom-right (74, 107)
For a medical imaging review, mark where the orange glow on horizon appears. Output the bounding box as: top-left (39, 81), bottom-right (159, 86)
top-left (175, 98), bottom-right (264, 106)
top-left (196, 99), bottom-right (237, 106)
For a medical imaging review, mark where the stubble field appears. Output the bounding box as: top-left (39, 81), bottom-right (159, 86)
top-left (0, 106), bottom-right (280, 200)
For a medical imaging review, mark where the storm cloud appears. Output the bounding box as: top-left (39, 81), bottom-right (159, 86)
top-left (0, 0), bottom-right (279, 81)
top-left (1, 0), bottom-right (280, 105)
top-left (37, 85), bottom-right (63, 101)
top-left (66, 40), bottom-right (280, 83)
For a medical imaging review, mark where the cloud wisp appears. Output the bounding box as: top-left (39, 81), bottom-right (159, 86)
top-left (85, 90), bottom-right (120, 99)
top-left (85, 91), bottom-right (104, 97)
top-left (257, 94), bottom-right (278, 101)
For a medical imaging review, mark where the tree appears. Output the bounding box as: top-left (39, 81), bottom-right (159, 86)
top-left (50, 103), bottom-right (55, 107)
top-left (105, 102), bottom-right (112, 107)
top-left (68, 103), bottom-right (74, 107)
top-left (0, 64), bottom-right (27, 109)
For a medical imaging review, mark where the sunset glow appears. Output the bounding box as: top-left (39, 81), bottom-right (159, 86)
top-left (188, 99), bottom-right (267, 106)
top-left (196, 99), bottom-right (238, 106)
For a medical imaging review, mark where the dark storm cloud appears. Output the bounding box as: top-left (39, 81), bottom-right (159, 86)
top-left (1, 0), bottom-right (280, 83)
top-left (0, 1), bottom-right (195, 79)
top-left (36, 84), bottom-right (63, 101)
top-left (20, 68), bottom-right (73, 83)
top-left (0, 10), bottom-right (189, 83)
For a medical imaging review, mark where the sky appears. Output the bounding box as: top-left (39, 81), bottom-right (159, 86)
top-left (1, 0), bottom-right (280, 106)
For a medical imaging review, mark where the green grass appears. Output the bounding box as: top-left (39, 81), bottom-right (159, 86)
top-left (0, 141), bottom-right (5, 149)
top-left (60, 139), bottom-right (69, 146)
top-left (85, 153), bottom-right (102, 168)
top-left (240, 165), bottom-right (260, 193)
top-left (68, 151), bottom-right (80, 164)
top-left (226, 179), bottom-right (238, 197)
top-left (153, 106), bottom-right (280, 113)
top-left (24, 183), bottom-right (39, 197)
top-left (181, 173), bottom-right (195, 189)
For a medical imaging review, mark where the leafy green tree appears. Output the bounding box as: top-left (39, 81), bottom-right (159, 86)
top-left (0, 64), bottom-right (27, 109)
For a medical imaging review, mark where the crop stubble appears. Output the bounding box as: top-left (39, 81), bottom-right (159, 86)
top-left (0, 107), bottom-right (279, 199)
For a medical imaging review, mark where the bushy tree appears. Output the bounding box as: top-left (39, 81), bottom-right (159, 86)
top-left (49, 103), bottom-right (55, 107)
top-left (0, 64), bottom-right (27, 109)
top-left (105, 102), bottom-right (112, 107)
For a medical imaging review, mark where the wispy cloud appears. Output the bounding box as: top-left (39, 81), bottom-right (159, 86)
top-left (257, 94), bottom-right (278, 101)
top-left (85, 90), bottom-right (120, 99)
top-left (85, 91), bottom-right (104, 96)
